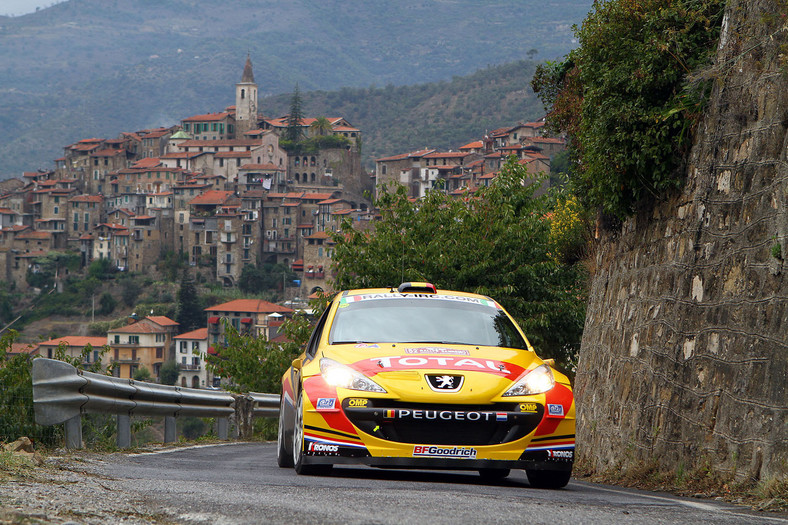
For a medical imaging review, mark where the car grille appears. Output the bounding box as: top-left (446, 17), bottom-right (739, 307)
top-left (342, 399), bottom-right (544, 446)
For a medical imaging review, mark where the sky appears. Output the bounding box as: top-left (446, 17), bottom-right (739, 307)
top-left (1, 0), bottom-right (61, 16)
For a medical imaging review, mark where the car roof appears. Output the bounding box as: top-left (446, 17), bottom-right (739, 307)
top-left (339, 287), bottom-right (492, 301)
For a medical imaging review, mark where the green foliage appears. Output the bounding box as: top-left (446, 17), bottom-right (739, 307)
top-left (180, 417), bottom-right (208, 440)
top-left (533, 0), bottom-right (726, 219)
top-left (0, 331), bottom-right (61, 446)
top-left (87, 258), bottom-right (116, 281)
top-left (285, 84), bottom-right (305, 143)
top-left (330, 158), bottom-right (587, 367)
top-left (0, 333), bottom-right (108, 447)
top-left (158, 251), bottom-right (187, 282)
top-left (176, 271), bottom-right (203, 332)
top-left (97, 292), bottom-right (117, 315)
top-left (159, 360), bottom-right (180, 385)
top-left (310, 116), bottom-right (333, 136)
top-left (25, 251), bottom-right (81, 290)
top-left (238, 263), bottom-right (297, 297)
top-left (133, 366), bottom-right (152, 382)
top-left (260, 60), bottom-right (546, 169)
top-left (120, 278), bottom-right (142, 307)
top-left (772, 240), bottom-right (783, 260)
top-left (207, 310), bottom-right (316, 394)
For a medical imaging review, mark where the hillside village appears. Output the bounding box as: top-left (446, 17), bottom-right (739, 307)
top-left (3, 56), bottom-right (565, 385)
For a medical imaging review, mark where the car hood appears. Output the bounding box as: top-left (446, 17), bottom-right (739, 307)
top-left (319, 343), bottom-right (543, 403)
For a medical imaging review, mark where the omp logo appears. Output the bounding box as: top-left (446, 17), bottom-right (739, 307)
top-left (413, 445), bottom-right (477, 459)
top-left (315, 398), bottom-right (336, 410)
top-left (347, 398), bottom-right (368, 407)
top-left (547, 404), bottom-right (564, 417)
top-left (519, 403), bottom-right (538, 413)
top-left (308, 442), bottom-right (339, 453)
top-left (547, 449), bottom-right (573, 459)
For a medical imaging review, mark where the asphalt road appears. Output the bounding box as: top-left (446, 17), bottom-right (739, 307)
top-left (88, 442), bottom-right (786, 525)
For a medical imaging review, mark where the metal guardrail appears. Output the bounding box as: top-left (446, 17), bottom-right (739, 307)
top-left (32, 358), bottom-right (280, 449)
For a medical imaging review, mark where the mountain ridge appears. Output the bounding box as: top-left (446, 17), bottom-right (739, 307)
top-left (0, 0), bottom-right (591, 177)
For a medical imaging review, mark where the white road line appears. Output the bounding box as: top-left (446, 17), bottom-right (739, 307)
top-left (585, 483), bottom-right (788, 523)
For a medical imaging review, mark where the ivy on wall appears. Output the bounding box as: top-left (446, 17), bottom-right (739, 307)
top-left (533, 0), bottom-right (726, 219)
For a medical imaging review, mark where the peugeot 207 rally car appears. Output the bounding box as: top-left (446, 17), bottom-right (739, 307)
top-left (277, 283), bottom-right (575, 488)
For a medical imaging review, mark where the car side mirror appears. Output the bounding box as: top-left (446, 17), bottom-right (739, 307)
top-left (292, 358), bottom-right (303, 370)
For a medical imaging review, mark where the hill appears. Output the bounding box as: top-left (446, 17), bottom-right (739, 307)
top-left (0, 0), bottom-right (591, 177)
top-left (260, 60), bottom-right (544, 167)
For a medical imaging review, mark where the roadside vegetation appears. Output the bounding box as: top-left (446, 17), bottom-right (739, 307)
top-left (532, 0), bottom-right (726, 220)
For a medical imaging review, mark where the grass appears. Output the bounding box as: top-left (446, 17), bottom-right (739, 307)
top-left (574, 457), bottom-right (788, 513)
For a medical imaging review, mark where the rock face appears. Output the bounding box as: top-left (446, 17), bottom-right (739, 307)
top-left (575, 0), bottom-right (788, 481)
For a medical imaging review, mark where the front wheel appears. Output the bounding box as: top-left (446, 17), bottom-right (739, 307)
top-left (525, 468), bottom-right (571, 489)
top-left (276, 390), bottom-right (293, 468)
top-left (293, 389), bottom-right (333, 476)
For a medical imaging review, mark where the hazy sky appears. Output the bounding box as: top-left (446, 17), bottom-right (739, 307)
top-left (1, 0), bottom-right (60, 16)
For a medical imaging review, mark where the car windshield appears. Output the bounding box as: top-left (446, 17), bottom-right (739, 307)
top-left (328, 294), bottom-right (529, 349)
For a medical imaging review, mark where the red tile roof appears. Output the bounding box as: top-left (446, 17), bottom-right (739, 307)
top-left (174, 327), bottom-right (208, 340)
top-left (204, 299), bottom-right (294, 314)
top-left (190, 190), bottom-right (234, 206)
top-left (38, 336), bottom-right (107, 348)
top-left (183, 112), bottom-right (231, 122)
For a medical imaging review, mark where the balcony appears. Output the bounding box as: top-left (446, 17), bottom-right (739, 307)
top-left (180, 363), bottom-right (202, 371)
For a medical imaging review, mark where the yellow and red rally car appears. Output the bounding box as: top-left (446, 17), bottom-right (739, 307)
top-left (277, 283), bottom-right (575, 488)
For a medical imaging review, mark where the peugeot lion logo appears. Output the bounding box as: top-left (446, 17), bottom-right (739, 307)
top-left (426, 374), bottom-right (464, 392)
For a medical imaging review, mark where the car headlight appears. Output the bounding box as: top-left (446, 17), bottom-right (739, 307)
top-left (502, 364), bottom-right (555, 396)
top-left (320, 358), bottom-right (387, 393)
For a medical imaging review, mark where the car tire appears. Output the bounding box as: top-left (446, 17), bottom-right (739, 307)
top-left (525, 468), bottom-right (571, 489)
top-left (478, 468), bottom-right (510, 481)
top-left (276, 390), bottom-right (293, 468)
top-left (293, 388), bottom-right (333, 476)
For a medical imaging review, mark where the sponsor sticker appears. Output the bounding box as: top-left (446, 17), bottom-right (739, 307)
top-left (382, 409), bottom-right (502, 422)
top-left (413, 445), bottom-right (477, 459)
top-left (354, 343), bottom-right (380, 349)
top-left (341, 293), bottom-right (500, 309)
top-left (404, 347), bottom-right (470, 356)
top-left (315, 398), bottom-right (336, 411)
top-left (547, 403), bottom-right (564, 417)
top-left (369, 356), bottom-right (512, 375)
top-left (308, 442), bottom-right (339, 453)
top-left (346, 398), bottom-right (368, 407)
top-left (546, 449), bottom-right (574, 459)
top-left (519, 403), bottom-right (539, 413)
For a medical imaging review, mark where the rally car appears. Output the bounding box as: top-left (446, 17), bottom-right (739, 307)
top-left (277, 283), bottom-right (575, 488)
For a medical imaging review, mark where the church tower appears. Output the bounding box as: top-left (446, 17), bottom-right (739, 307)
top-left (235, 55), bottom-right (258, 137)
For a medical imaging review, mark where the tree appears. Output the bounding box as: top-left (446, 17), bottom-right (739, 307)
top-left (26, 251), bottom-right (81, 290)
top-left (238, 263), bottom-right (297, 296)
top-left (331, 158), bottom-right (587, 368)
top-left (532, 0), bottom-right (725, 219)
top-left (97, 292), bottom-right (117, 315)
top-left (133, 366), bottom-right (152, 382)
top-left (284, 83), bottom-right (305, 143)
top-left (206, 310), bottom-right (317, 394)
top-left (87, 257), bottom-right (115, 280)
top-left (176, 271), bottom-right (203, 332)
top-left (309, 116), bottom-right (333, 136)
top-left (159, 360), bottom-right (180, 385)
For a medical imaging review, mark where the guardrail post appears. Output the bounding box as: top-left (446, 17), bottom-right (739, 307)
top-left (117, 414), bottom-right (131, 448)
top-left (164, 416), bottom-right (176, 443)
top-left (64, 415), bottom-right (82, 449)
top-left (217, 417), bottom-right (229, 440)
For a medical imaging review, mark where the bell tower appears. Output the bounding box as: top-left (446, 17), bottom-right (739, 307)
top-left (235, 54), bottom-right (258, 137)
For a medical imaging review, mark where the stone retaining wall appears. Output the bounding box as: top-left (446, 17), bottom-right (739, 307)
top-left (575, 0), bottom-right (788, 481)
